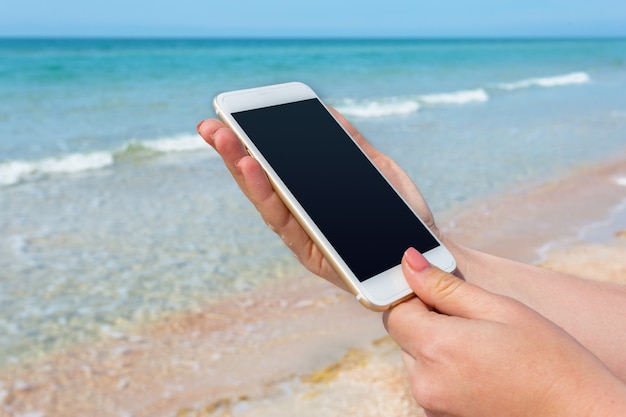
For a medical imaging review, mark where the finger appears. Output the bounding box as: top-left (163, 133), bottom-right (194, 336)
top-left (400, 348), bottom-right (416, 371)
top-left (198, 119), bottom-right (254, 204)
top-left (198, 119), bottom-right (250, 184)
top-left (403, 247), bottom-right (501, 320)
top-left (400, 349), bottom-right (420, 382)
top-left (382, 295), bottom-right (438, 352)
top-left (198, 119), bottom-right (272, 207)
top-left (236, 155), bottom-right (308, 242)
top-left (197, 118), bottom-right (225, 149)
top-left (221, 141), bottom-right (344, 287)
top-left (210, 125), bottom-right (260, 201)
top-left (238, 156), bottom-right (345, 288)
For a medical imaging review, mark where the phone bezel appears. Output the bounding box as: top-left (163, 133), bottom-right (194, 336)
top-left (213, 82), bottom-right (455, 310)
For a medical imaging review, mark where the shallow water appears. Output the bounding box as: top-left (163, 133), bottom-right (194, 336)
top-left (1, 38), bottom-right (626, 366)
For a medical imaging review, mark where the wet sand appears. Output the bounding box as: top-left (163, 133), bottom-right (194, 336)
top-left (1, 155), bottom-right (626, 417)
top-left (439, 154), bottom-right (626, 263)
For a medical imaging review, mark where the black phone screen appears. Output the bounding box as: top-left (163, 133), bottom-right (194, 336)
top-left (232, 98), bottom-right (439, 281)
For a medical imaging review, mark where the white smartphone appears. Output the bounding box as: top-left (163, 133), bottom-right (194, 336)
top-left (213, 82), bottom-right (456, 311)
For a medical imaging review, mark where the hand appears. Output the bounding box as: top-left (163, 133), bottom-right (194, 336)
top-left (197, 109), bottom-right (439, 289)
top-left (383, 248), bottom-right (626, 417)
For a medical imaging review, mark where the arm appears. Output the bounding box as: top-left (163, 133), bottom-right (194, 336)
top-left (383, 248), bottom-right (626, 417)
top-left (197, 115), bottom-right (626, 381)
top-left (447, 240), bottom-right (626, 381)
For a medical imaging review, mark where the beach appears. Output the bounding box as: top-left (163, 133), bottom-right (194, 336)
top-left (1, 38), bottom-right (626, 416)
top-left (1, 152), bottom-right (625, 417)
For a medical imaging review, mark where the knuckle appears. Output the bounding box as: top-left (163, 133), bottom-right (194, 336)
top-left (428, 269), bottom-right (463, 299)
top-left (419, 335), bottom-right (445, 361)
top-left (383, 302), bottom-right (411, 333)
top-left (374, 153), bottom-right (394, 171)
top-left (411, 377), bottom-right (446, 412)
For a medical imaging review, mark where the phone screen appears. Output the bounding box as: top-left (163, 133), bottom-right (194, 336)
top-left (232, 98), bottom-right (439, 281)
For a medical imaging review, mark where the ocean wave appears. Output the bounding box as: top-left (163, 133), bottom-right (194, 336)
top-left (0, 133), bottom-right (211, 187)
top-left (334, 71), bottom-right (589, 119)
top-left (498, 72), bottom-right (591, 91)
top-left (334, 98), bottom-right (421, 118)
top-left (419, 88), bottom-right (489, 105)
top-left (0, 152), bottom-right (114, 186)
top-left (334, 88), bottom-right (489, 118)
top-left (122, 133), bottom-right (209, 154)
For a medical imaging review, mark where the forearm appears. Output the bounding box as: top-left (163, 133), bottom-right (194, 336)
top-left (443, 236), bottom-right (626, 381)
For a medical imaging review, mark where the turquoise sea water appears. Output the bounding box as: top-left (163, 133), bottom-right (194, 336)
top-left (1, 38), bottom-right (626, 366)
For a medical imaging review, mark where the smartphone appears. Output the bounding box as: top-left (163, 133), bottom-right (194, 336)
top-left (213, 82), bottom-right (456, 311)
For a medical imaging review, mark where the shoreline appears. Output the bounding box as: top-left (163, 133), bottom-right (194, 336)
top-left (2, 153), bottom-right (626, 417)
top-left (439, 152), bottom-right (626, 263)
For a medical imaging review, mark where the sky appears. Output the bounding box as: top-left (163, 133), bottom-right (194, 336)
top-left (1, 0), bottom-right (626, 38)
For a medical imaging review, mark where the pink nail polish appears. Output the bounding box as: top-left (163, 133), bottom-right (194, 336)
top-left (404, 247), bottom-right (430, 272)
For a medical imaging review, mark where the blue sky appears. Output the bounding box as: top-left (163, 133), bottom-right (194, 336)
top-left (2, 0), bottom-right (626, 38)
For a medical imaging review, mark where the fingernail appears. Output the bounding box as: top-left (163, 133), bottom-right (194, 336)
top-left (404, 247), bottom-right (430, 272)
top-left (196, 120), bottom-right (204, 133)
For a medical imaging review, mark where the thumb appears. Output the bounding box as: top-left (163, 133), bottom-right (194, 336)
top-left (402, 247), bottom-right (498, 319)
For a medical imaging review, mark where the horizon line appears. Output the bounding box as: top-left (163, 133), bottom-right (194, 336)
top-left (1, 34), bottom-right (626, 41)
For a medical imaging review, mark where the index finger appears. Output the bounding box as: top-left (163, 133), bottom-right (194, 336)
top-left (197, 119), bottom-right (250, 194)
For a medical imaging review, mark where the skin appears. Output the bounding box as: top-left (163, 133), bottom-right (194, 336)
top-left (197, 110), bottom-right (626, 415)
top-left (384, 248), bottom-right (626, 417)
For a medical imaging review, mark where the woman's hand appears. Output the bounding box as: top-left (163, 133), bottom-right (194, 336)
top-left (383, 248), bottom-right (626, 417)
top-left (197, 109), bottom-right (439, 289)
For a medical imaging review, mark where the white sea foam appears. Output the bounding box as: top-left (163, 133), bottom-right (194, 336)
top-left (39, 152), bottom-right (114, 174)
top-left (133, 133), bottom-right (209, 153)
top-left (334, 88), bottom-right (489, 118)
top-left (0, 152), bottom-right (114, 186)
top-left (0, 133), bottom-right (211, 187)
top-left (419, 88), bottom-right (489, 105)
top-left (0, 161), bottom-right (33, 187)
top-left (498, 72), bottom-right (591, 91)
top-left (335, 73), bottom-right (588, 119)
top-left (335, 98), bottom-right (420, 118)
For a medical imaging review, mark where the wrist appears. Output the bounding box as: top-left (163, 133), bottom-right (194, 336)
top-left (549, 376), bottom-right (626, 417)
top-left (436, 234), bottom-right (534, 299)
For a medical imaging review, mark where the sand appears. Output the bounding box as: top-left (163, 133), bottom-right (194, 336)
top-left (1, 156), bottom-right (626, 417)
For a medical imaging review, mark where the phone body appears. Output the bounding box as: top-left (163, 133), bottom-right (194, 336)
top-left (213, 82), bottom-right (456, 311)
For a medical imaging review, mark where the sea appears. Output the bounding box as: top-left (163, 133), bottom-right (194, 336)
top-left (1, 38), bottom-right (626, 367)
